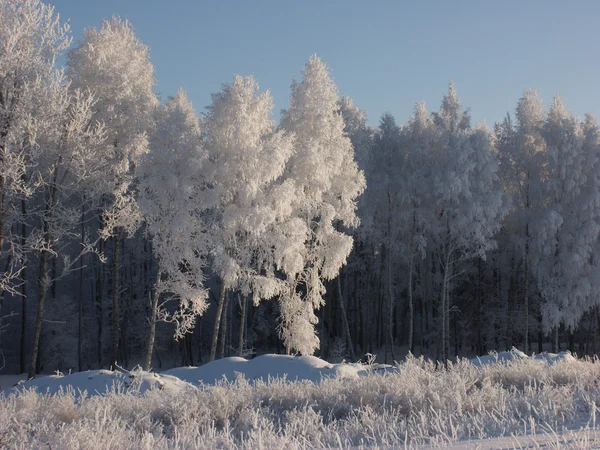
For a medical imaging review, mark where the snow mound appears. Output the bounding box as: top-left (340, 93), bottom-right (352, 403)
top-left (470, 349), bottom-right (528, 366)
top-left (470, 350), bottom-right (576, 366)
top-left (10, 368), bottom-right (194, 397)
top-left (533, 351), bottom-right (576, 365)
top-left (164, 354), bottom-right (380, 385)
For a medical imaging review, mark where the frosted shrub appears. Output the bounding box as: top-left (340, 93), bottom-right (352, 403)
top-left (3, 356), bottom-right (600, 448)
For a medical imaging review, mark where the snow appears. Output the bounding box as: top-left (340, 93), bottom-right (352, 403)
top-left (1, 352), bottom-right (578, 399)
top-left (533, 350), bottom-right (576, 365)
top-left (164, 354), bottom-right (378, 385)
top-left (469, 349), bottom-right (576, 366)
top-left (1, 355), bottom-right (399, 397)
top-left (4, 368), bottom-right (193, 397)
top-left (469, 349), bottom-right (528, 366)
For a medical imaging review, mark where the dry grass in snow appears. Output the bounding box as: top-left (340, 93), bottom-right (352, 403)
top-left (1, 354), bottom-right (600, 449)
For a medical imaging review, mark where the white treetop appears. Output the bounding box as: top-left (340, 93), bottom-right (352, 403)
top-left (138, 90), bottom-right (209, 338)
top-left (67, 16), bottom-right (158, 236)
top-left (202, 74), bottom-right (294, 295)
top-left (532, 98), bottom-right (600, 331)
top-left (277, 55), bottom-right (366, 355)
top-left (0, 0), bottom-right (71, 292)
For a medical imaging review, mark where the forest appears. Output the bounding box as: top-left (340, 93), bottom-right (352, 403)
top-left (2, 0), bottom-right (600, 379)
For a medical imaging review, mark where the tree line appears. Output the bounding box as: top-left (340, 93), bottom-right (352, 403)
top-left (1, 0), bottom-right (600, 376)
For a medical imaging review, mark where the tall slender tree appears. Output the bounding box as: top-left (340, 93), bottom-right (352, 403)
top-left (67, 17), bottom-right (158, 368)
top-left (277, 55), bottom-right (366, 355)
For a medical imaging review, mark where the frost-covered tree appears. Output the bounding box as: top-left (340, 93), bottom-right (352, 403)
top-left (0, 0), bottom-right (71, 294)
top-left (363, 113), bottom-right (403, 362)
top-left (67, 16), bottom-right (158, 368)
top-left (397, 103), bottom-right (434, 353)
top-left (497, 89), bottom-right (547, 353)
top-left (333, 95), bottom-right (373, 361)
top-left (0, 0), bottom-right (108, 378)
top-left (138, 90), bottom-right (209, 370)
top-left (27, 82), bottom-right (107, 378)
top-left (531, 98), bottom-right (600, 333)
top-left (278, 55), bottom-right (366, 355)
top-left (428, 84), bottom-right (508, 361)
top-left (202, 75), bottom-right (294, 361)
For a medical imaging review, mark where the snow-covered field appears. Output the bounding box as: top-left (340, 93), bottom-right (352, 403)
top-left (1, 352), bottom-right (600, 449)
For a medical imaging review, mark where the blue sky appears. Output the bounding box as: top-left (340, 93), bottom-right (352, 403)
top-left (50, 0), bottom-right (600, 127)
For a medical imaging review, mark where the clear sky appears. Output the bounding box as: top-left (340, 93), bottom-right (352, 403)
top-left (49, 0), bottom-right (600, 127)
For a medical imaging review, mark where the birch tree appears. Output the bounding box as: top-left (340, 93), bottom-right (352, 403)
top-left (137, 90), bottom-right (210, 370)
top-left (429, 84), bottom-right (508, 361)
top-left (277, 55), bottom-right (366, 355)
top-left (67, 16), bottom-right (158, 368)
top-left (202, 75), bottom-right (293, 360)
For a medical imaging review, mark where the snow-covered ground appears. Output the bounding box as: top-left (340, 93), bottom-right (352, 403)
top-left (1, 352), bottom-right (600, 448)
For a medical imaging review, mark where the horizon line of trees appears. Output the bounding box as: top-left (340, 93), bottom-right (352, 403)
top-left (1, 0), bottom-right (600, 376)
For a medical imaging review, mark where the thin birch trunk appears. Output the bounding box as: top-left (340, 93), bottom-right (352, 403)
top-left (19, 197), bottom-right (27, 374)
top-left (96, 237), bottom-right (104, 367)
top-left (219, 291), bottom-right (230, 358)
top-left (29, 169), bottom-right (60, 379)
top-left (144, 270), bottom-right (161, 370)
top-left (209, 283), bottom-right (227, 361)
top-left (387, 244), bottom-right (395, 363)
top-left (524, 223), bottom-right (530, 355)
top-left (408, 256), bottom-right (414, 354)
top-left (77, 202), bottom-right (85, 371)
top-left (110, 233), bottom-right (120, 369)
top-left (238, 294), bottom-right (247, 355)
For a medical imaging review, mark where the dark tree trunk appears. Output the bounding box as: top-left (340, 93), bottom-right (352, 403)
top-left (238, 294), bottom-right (247, 355)
top-left (337, 275), bottom-right (356, 361)
top-left (110, 233), bottom-right (120, 369)
top-left (29, 235), bottom-right (50, 379)
top-left (96, 237), bottom-right (104, 368)
top-left (144, 270), bottom-right (161, 370)
top-left (19, 195), bottom-right (27, 374)
top-left (78, 203), bottom-right (85, 372)
top-left (219, 291), bottom-right (230, 359)
top-left (29, 175), bottom-right (59, 379)
top-left (209, 283), bottom-right (227, 361)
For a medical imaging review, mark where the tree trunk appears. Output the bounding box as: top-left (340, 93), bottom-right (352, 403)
top-left (441, 255), bottom-right (450, 362)
top-left (209, 283), bottom-right (227, 361)
top-left (0, 146), bottom-right (6, 256)
top-left (28, 175), bottom-right (59, 379)
top-left (17, 192), bottom-right (28, 374)
top-left (408, 256), bottom-right (414, 354)
top-left (144, 270), bottom-right (161, 370)
top-left (337, 274), bottom-right (356, 361)
top-left (387, 244), bottom-right (395, 363)
top-left (238, 294), bottom-right (247, 355)
top-left (568, 329), bottom-right (575, 354)
top-left (219, 291), bottom-right (230, 359)
top-left (524, 224), bottom-right (530, 354)
top-left (78, 203), bottom-right (85, 372)
top-left (538, 309), bottom-right (543, 354)
top-left (28, 236), bottom-right (50, 379)
top-left (96, 237), bottom-right (104, 367)
top-left (110, 233), bottom-right (120, 369)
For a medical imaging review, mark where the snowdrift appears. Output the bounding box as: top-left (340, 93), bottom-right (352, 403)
top-left (1, 354), bottom-right (398, 397)
top-left (0, 351), bottom-right (579, 398)
top-left (5, 368), bottom-right (193, 397)
top-left (469, 349), bottom-right (576, 366)
top-left (164, 354), bottom-right (393, 385)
